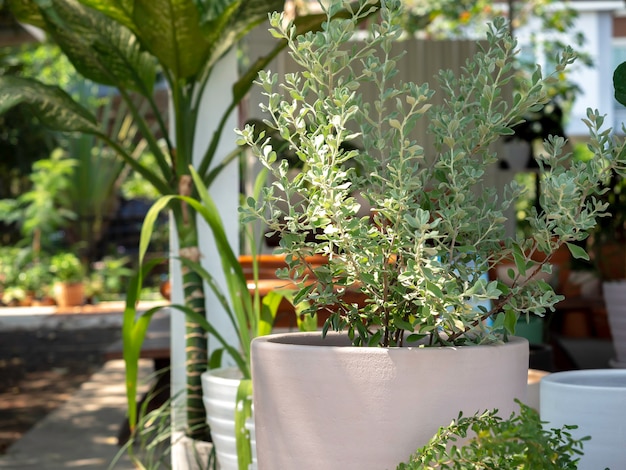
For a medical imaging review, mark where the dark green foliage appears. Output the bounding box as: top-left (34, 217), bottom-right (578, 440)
top-left (614, 61), bottom-right (626, 108)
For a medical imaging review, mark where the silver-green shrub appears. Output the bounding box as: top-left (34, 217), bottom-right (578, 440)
top-left (238, 0), bottom-right (626, 347)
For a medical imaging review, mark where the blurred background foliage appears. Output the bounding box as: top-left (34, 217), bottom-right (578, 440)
top-left (0, 0), bottom-right (586, 303)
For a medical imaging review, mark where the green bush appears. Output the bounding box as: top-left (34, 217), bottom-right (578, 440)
top-left (398, 401), bottom-right (587, 470)
top-left (50, 252), bottom-right (84, 284)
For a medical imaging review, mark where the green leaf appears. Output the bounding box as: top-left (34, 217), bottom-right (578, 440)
top-left (0, 76), bottom-right (100, 134)
top-left (208, 347), bottom-right (225, 369)
top-left (503, 310), bottom-right (518, 335)
top-left (131, 0), bottom-right (211, 80)
top-left (122, 255), bottom-right (168, 432)
top-left (566, 242), bottom-right (590, 261)
top-left (512, 243), bottom-right (527, 277)
top-left (7, 0), bottom-right (46, 28)
top-left (232, 5), bottom-right (369, 108)
top-left (235, 379), bottom-right (253, 470)
top-left (204, 0), bottom-right (286, 91)
top-left (37, 0), bottom-right (157, 94)
top-left (259, 290), bottom-right (284, 337)
top-left (614, 61), bottom-right (626, 107)
top-left (77, 0), bottom-right (135, 30)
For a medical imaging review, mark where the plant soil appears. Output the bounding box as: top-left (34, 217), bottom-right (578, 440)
top-left (0, 326), bottom-right (122, 454)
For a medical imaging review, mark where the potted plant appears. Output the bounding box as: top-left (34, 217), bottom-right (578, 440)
top-left (18, 259), bottom-right (54, 305)
top-left (541, 369), bottom-right (626, 470)
top-left (0, 247), bottom-right (54, 306)
top-left (50, 251), bottom-right (85, 307)
top-left (237, 1), bottom-right (625, 468)
top-left (87, 255), bottom-right (133, 303)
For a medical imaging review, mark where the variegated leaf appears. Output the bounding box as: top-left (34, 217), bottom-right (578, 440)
top-left (40, 0), bottom-right (156, 94)
top-left (0, 76), bottom-right (100, 134)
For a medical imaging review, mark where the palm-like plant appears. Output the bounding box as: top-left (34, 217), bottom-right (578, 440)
top-left (0, 0), bottom-right (336, 441)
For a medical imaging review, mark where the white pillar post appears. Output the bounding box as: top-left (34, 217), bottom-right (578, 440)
top-left (170, 46), bottom-right (240, 468)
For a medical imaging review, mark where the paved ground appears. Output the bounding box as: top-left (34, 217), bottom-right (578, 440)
top-left (0, 326), bottom-right (123, 454)
top-left (0, 359), bottom-right (154, 469)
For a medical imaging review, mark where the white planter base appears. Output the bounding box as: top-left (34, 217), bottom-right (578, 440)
top-left (602, 281), bottom-right (626, 366)
top-left (540, 369), bottom-right (626, 470)
top-left (201, 368), bottom-right (256, 470)
top-left (171, 431), bottom-right (215, 470)
top-left (252, 332), bottom-right (529, 470)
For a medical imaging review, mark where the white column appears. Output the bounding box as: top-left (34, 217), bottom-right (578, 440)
top-left (170, 46), bottom-right (240, 468)
top-left (566, 10), bottom-right (616, 136)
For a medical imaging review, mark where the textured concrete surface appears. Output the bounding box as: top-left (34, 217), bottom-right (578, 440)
top-left (0, 359), bottom-right (153, 470)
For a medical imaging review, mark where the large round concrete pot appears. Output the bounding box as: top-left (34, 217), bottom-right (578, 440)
top-left (251, 332), bottom-right (529, 470)
top-left (540, 369), bottom-right (626, 470)
top-left (602, 280), bottom-right (626, 367)
top-left (200, 368), bottom-right (256, 470)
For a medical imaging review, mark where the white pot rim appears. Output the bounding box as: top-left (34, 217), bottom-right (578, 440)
top-left (252, 331), bottom-right (527, 352)
top-left (201, 367), bottom-right (243, 380)
top-left (541, 369), bottom-right (626, 390)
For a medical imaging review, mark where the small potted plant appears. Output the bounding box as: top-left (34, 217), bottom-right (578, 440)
top-left (0, 248), bottom-right (53, 306)
top-left (18, 261), bottom-right (55, 306)
top-left (237, 0), bottom-right (625, 468)
top-left (50, 251), bottom-right (85, 307)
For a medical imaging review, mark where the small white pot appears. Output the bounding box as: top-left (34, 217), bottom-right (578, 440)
top-left (200, 368), bottom-right (256, 470)
top-left (602, 281), bottom-right (626, 367)
top-left (540, 369), bottom-right (626, 470)
top-left (251, 332), bottom-right (529, 470)
top-left (171, 431), bottom-right (215, 470)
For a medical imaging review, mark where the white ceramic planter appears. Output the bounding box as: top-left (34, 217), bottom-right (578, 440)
top-left (540, 369), bottom-right (626, 470)
top-left (602, 281), bottom-right (626, 367)
top-left (200, 368), bottom-right (256, 470)
top-left (171, 431), bottom-right (215, 470)
top-left (251, 332), bottom-right (529, 470)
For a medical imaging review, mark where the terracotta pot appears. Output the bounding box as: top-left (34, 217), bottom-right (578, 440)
top-left (53, 282), bottom-right (85, 307)
top-left (251, 332), bottom-right (529, 470)
top-left (596, 242), bottom-right (626, 281)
